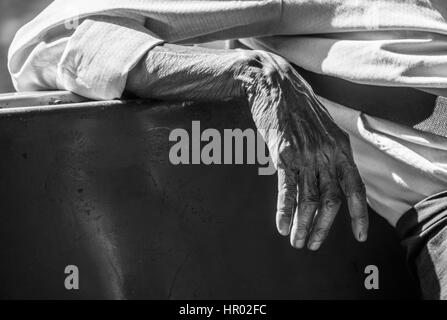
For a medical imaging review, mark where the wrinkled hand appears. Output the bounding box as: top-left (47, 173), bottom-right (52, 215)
top-left (127, 44), bottom-right (368, 251)
top-left (237, 51), bottom-right (369, 251)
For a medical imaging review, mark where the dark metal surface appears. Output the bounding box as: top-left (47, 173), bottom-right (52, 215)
top-left (0, 91), bottom-right (88, 109)
top-left (0, 97), bottom-right (418, 299)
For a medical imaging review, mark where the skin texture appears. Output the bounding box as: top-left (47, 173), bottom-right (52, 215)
top-left (126, 43), bottom-right (368, 251)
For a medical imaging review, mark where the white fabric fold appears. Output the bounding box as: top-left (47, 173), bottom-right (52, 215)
top-left (320, 96), bottom-right (447, 225)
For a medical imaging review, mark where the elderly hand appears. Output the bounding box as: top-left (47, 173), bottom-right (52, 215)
top-left (126, 44), bottom-right (368, 251)
top-left (236, 51), bottom-right (369, 250)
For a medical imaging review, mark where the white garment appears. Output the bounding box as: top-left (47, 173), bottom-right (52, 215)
top-left (8, 0), bottom-right (447, 225)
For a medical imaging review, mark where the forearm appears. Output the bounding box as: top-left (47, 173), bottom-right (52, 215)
top-left (126, 43), bottom-right (315, 159)
top-left (125, 43), bottom-right (290, 149)
top-left (126, 44), bottom-right (325, 150)
top-left (126, 44), bottom-right (252, 102)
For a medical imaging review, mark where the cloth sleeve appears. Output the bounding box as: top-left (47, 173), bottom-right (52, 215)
top-left (8, 15), bottom-right (164, 100)
top-left (57, 16), bottom-right (164, 100)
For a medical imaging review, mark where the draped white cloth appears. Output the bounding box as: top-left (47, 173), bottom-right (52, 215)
top-left (8, 0), bottom-right (447, 225)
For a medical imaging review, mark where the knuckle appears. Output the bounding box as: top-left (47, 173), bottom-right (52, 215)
top-left (354, 214), bottom-right (369, 226)
top-left (263, 62), bottom-right (280, 78)
top-left (278, 183), bottom-right (294, 196)
top-left (338, 164), bottom-right (363, 187)
top-left (323, 195), bottom-right (341, 210)
top-left (346, 181), bottom-right (366, 197)
top-left (278, 168), bottom-right (295, 186)
top-left (238, 50), bottom-right (261, 64)
top-left (351, 206), bottom-right (368, 220)
top-left (316, 151), bottom-right (333, 168)
top-left (318, 172), bottom-right (338, 191)
top-left (295, 223), bottom-right (309, 237)
top-left (299, 198), bottom-right (319, 209)
top-left (235, 51), bottom-right (263, 72)
top-left (284, 190), bottom-right (296, 202)
top-left (277, 209), bottom-right (292, 219)
top-left (312, 227), bottom-right (328, 240)
top-left (251, 50), bottom-right (284, 80)
top-left (278, 140), bottom-right (301, 171)
top-left (299, 192), bottom-right (319, 206)
top-left (277, 201), bottom-right (294, 212)
top-left (277, 190), bottom-right (297, 210)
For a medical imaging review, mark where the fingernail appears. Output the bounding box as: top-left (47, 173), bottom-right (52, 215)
top-left (308, 242), bottom-right (321, 251)
top-left (278, 227), bottom-right (289, 236)
top-left (358, 231), bottom-right (367, 242)
top-left (278, 221), bottom-right (291, 236)
top-left (294, 239), bottom-right (305, 249)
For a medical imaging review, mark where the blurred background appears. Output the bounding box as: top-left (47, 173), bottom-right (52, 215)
top-left (0, 0), bottom-right (51, 93)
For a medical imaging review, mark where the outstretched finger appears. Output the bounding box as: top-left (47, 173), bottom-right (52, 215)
top-left (276, 168), bottom-right (298, 236)
top-left (338, 162), bottom-right (368, 242)
top-left (290, 167), bottom-right (319, 249)
top-left (307, 169), bottom-right (342, 251)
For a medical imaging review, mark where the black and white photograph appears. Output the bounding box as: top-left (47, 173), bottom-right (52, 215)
top-left (0, 0), bottom-right (447, 305)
